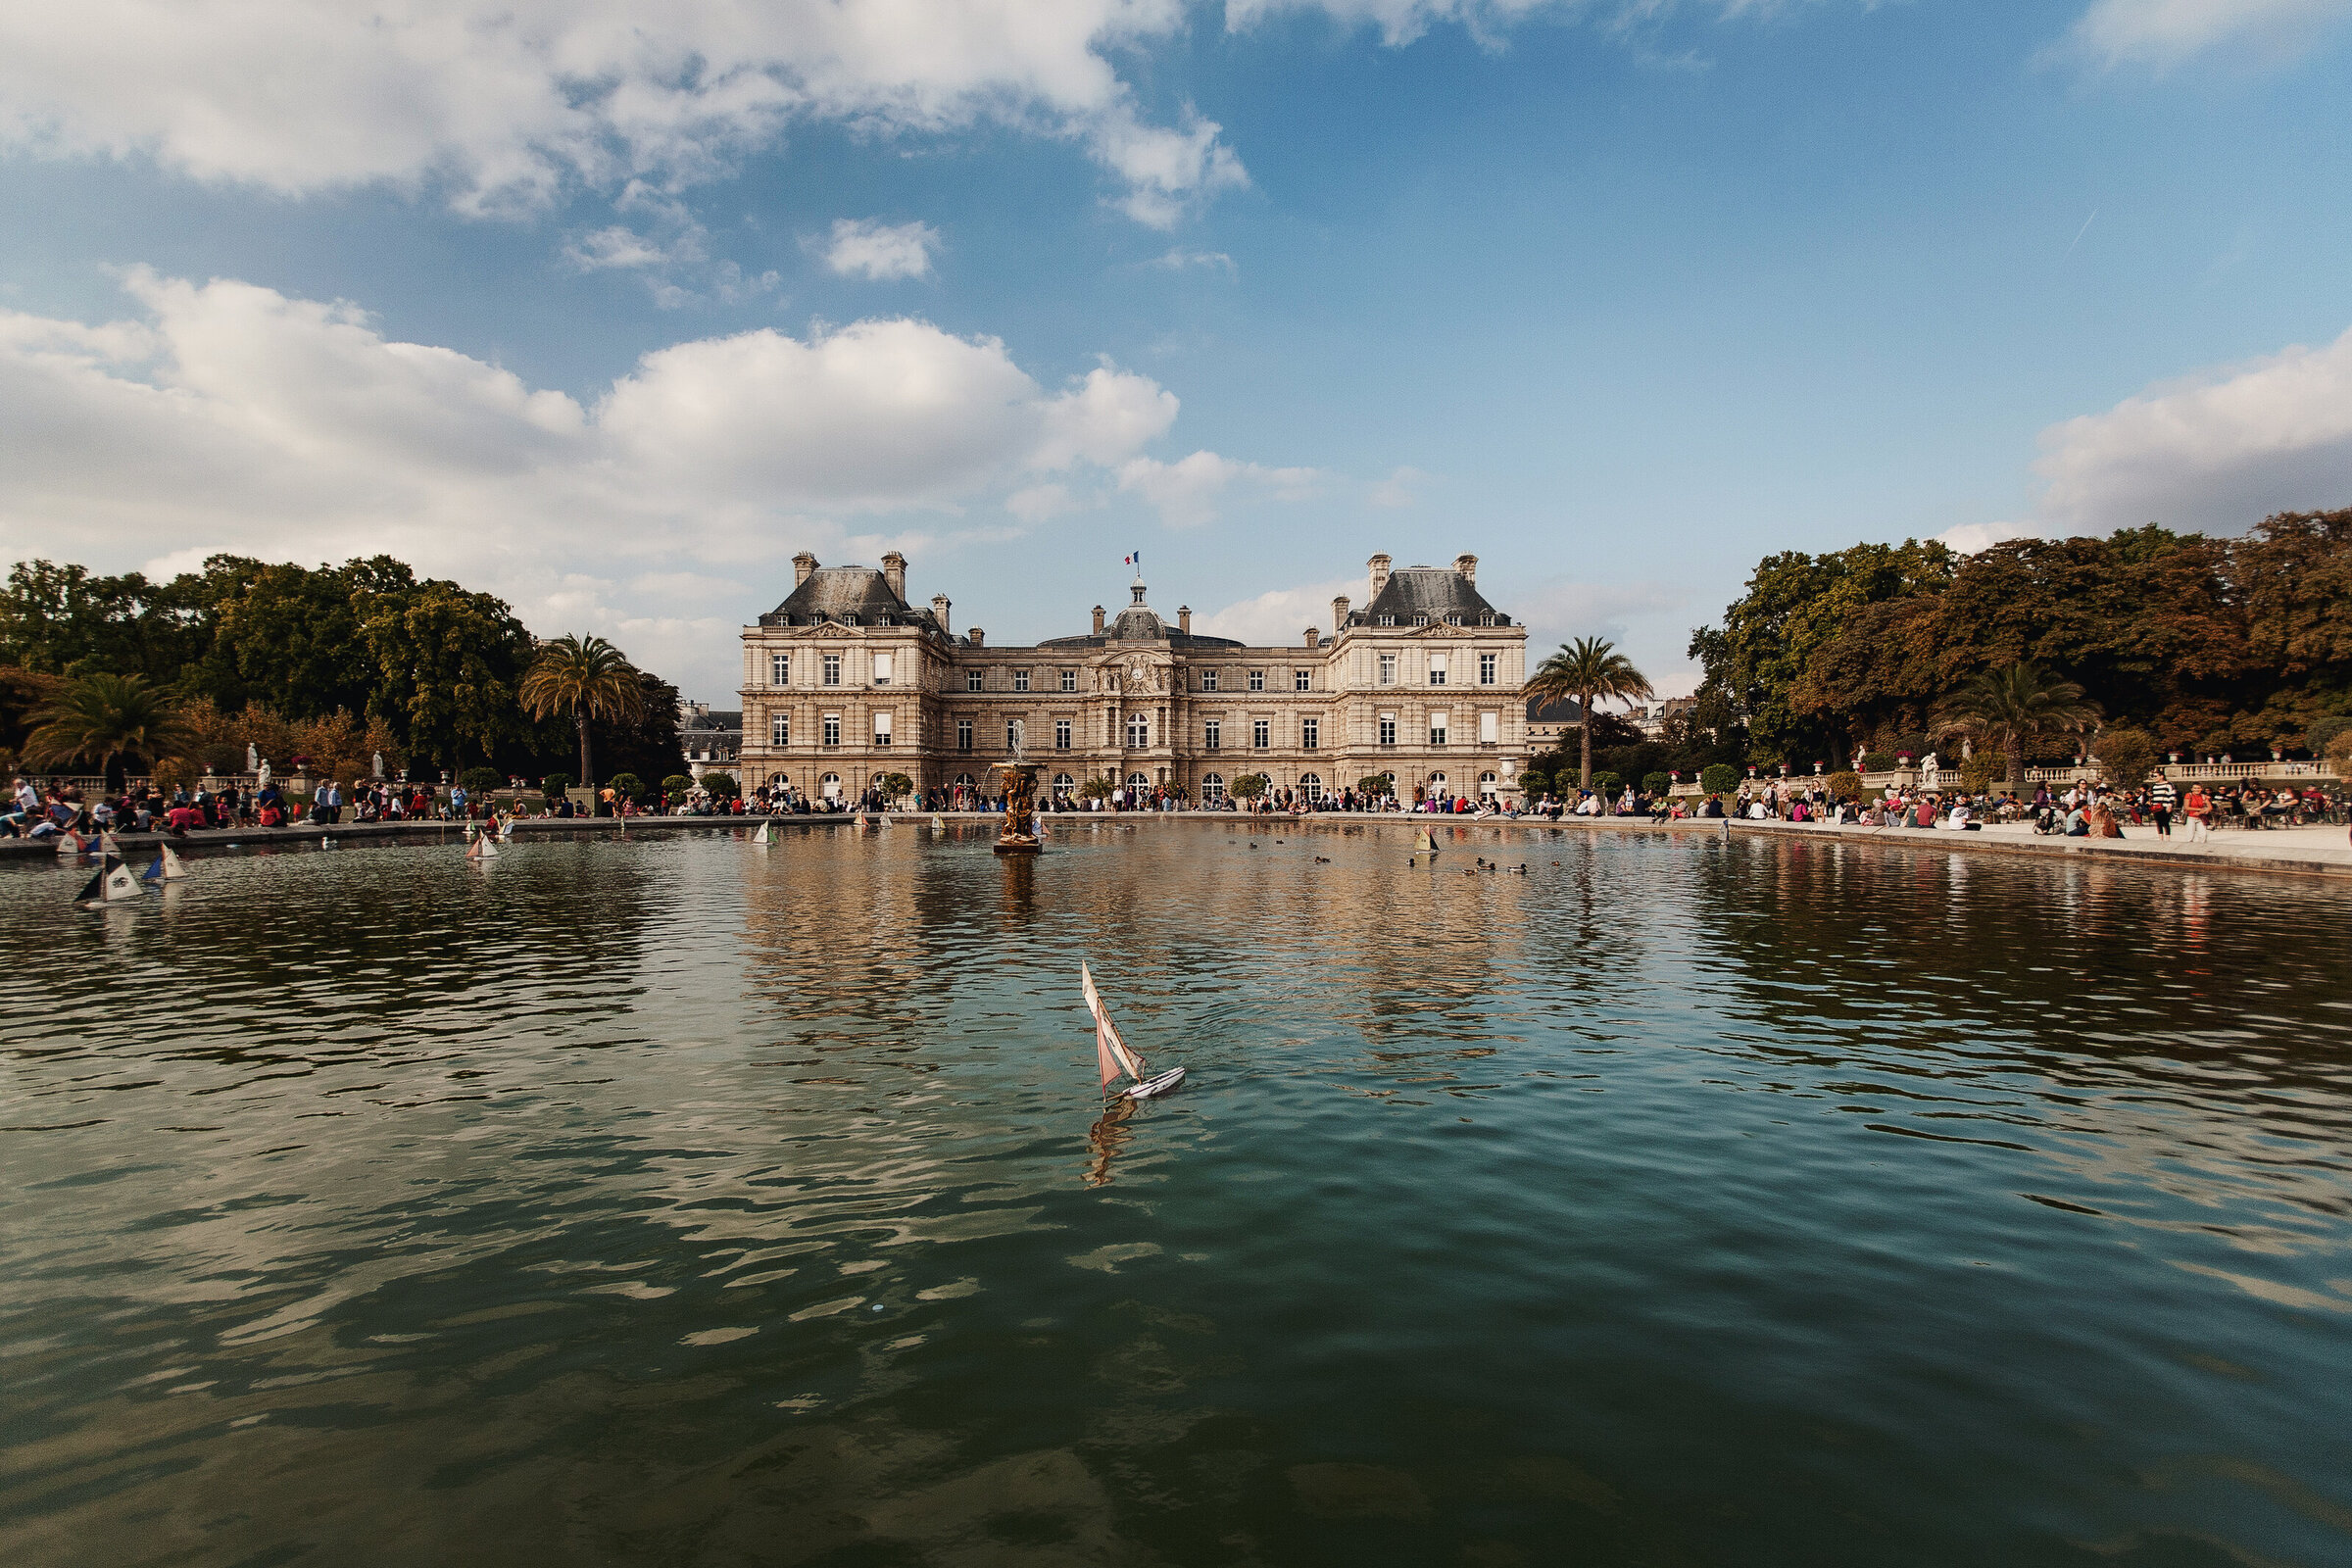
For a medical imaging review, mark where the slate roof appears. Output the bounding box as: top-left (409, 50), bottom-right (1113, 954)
top-left (758, 566), bottom-right (945, 633)
top-left (1343, 566), bottom-right (1511, 628)
top-left (1524, 696), bottom-right (1589, 723)
top-left (685, 710), bottom-right (742, 733)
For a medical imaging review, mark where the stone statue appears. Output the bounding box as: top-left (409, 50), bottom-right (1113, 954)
top-left (1921, 751), bottom-right (1938, 776)
top-left (371, 751), bottom-right (384, 779)
top-left (257, 760), bottom-right (272, 792)
top-left (247, 742), bottom-right (260, 774)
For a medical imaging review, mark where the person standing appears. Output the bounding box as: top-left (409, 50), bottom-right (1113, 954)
top-left (2182, 783), bottom-right (2213, 844)
top-left (2148, 770), bottom-right (2176, 837)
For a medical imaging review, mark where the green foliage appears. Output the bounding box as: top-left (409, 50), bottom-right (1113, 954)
top-left (662, 774), bottom-right (693, 796)
top-left (1642, 771), bottom-right (1672, 797)
top-left (1826, 769), bottom-right (1864, 798)
top-left (2307, 715), bottom-right (2352, 755)
top-left (458, 766), bottom-right (504, 795)
top-left (1081, 775), bottom-right (1114, 800)
top-left (2093, 728), bottom-right (2157, 787)
top-left (1700, 762), bottom-right (1740, 795)
top-left (876, 771), bottom-right (913, 801)
top-left (1230, 772), bottom-right (1270, 800)
top-left (1589, 770), bottom-right (1622, 798)
top-left (607, 771), bottom-right (646, 802)
top-left (24, 672), bottom-right (196, 788)
top-left (1959, 753), bottom-right (2002, 793)
top-left (1933, 662), bottom-right (2101, 786)
top-left (595, 671), bottom-right (690, 788)
top-left (1355, 772), bottom-right (1394, 795)
top-left (700, 772), bottom-right (740, 798)
top-left (1526, 636), bottom-right (1655, 786)
top-left (539, 771), bottom-right (574, 802)
top-left (1517, 770), bottom-right (1550, 797)
top-left (520, 634), bottom-right (644, 786)
top-left (1862, 751), bottom-right (1893, 771)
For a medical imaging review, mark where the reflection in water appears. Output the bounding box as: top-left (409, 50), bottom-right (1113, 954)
top-left (3, 823), bottom-right (2350, 1568)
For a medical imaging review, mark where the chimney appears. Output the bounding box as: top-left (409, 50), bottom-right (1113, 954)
top-left (1304, 626), bottom-right (1319, 650)
top-left (967, 626), bottom-right (985, 648)
top-left (1453, 553), bottom-right (1477, 585)
top-left (930, 593), bottom-right (952, 634)
top-left (881, 551), bottom-right (906, 600)
top-left (1092, 605), bottom-right (1106, 636)
top-left (1332, 595), bottom-right (1349, 632)
top-left (793, 551), bottom-right (818, 587)
top-left (1178, 606), bottom-right (1192, 634)
top-left (1368, 553), bottom-right (1392, 601)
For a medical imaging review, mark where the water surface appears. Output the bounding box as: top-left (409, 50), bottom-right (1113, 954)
top-left (3, 823), bottom-right (2348, 1566)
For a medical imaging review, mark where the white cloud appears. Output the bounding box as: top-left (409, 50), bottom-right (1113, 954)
top-left (0, 270), bottom-right (1271, 700)
top-left (1369, 465), bottom-right (1426, 508)
top-left (1150, 248), bottom-right (1237, 272)
top-left (1512, 577), bottom-right (1686, 661)
top-left (2030, 325), bottom-right (2352, 533)
top-left (818, 219), bottom-right (940, 281)
top-left (1935, 520), bottom-right (2038, 554)
top-left (2063, 0), bottom-right (2352, 70)
top-left (0, 1), bottom-right (1244, 223)
top-left (1196, 575), bottom-right (1360, 646)
top-left (1115, 450), bottom-right (1323, 527)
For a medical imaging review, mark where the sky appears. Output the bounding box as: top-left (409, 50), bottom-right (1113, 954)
top-left (2, 1), bottom-right (2349, 704)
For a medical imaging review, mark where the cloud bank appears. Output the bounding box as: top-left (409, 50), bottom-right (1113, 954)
top-left (0, 1), bottom-right (1245, 224)
top-left (2063, 0), bottom-right (2352, 70)
top-left (0, 270), bottom-right (1317, 698)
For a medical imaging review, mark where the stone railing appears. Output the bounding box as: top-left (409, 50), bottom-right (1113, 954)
top-left (1669, 759), bottom-right (2339, 798)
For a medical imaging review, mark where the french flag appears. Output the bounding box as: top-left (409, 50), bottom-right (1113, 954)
top-left (1124, 551), bottom-right (1141, 569)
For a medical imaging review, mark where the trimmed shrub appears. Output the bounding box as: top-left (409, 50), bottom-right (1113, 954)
top-left (1700, 762), bottom-right (1740, 795)
top-left (539, 770), bottom-right (574, 803)
top-left (2094, 729), bottom-right (2157, 788)
top-left (1518, 770), bottom-right (1550, 797)
top-left (1642, 771), bottom-right (1672, 797)
top-left (1826, 769), bottom-right (1863, 798)
top-left (661, 774), bottom-right (693, 796)
top-left (700, 772), bottom-right (740, 799)
top-left (1231, 773), bottom-right (1270, 801)
top-left (608, 771), bottom-right (646, 802)
top-left (1356, 773), bottom-right (1394, 795)
top-left (458, 765), bottom-right (504, 796)
top-left (1862, 751), bottom-right (1894, 771)
top-left (1590, 770), bottom-right (1622, 798)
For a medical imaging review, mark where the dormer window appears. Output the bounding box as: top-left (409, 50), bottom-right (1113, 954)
top-left (842, 613), bottom-right (858, 626)
top-left (1377, 614), bottom-right (1396, 627)
top-left (1412, 615), bottom-right (1429, 626)
top-left (878, 613), bottom-right (893, 625)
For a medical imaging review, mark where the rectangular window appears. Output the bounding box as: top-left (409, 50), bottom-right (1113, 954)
top-left (874, 712), bottom-right (894, 746)
top-left (1428, 654), bottom-right (1447, 686)
top-left (1005, 720), bottom-right (1019, 753)
top-left (822, 714), bottom-right (842, 747)
top-left (1252, 719), bottom-right (1270, 749)
top-left (1203, 719), bottom-right (1221, 751)
top-left (1379, 715), bottom-right (1396, 747)
top-left (1200, 669), bottom-right (1219, 692)
top-left (1248, 668), bottom-right (1265, 692)
top-left (1301, 717), bottom-right (1319, 750)
top-left (1127, 714), bottom-right (1149, 748)
top-left (1013, 668), bottom-right (1030, 692)
top-left (1480, 653), bottom-right (1497, 686)
top-left (822, 654), bottom-right (842, 687)
top-left (1054, 719), bottom-right (1072, 750)
top-left (1295, 668), bottom-right (1310, 691)
top-left (1480, 711), bottom-right (1498, 744)
top-left (1431, 712), bottom-right (1450, 746)
top-left (770, 653), bottom-right (790, 686)
top-left (1059, 668), bottom-right (1076, 692)
top-left (956, 719), bottom-right (973, 752)
top-left (966, 670), bottom-right (983, 692)
top-left (1378, 653), bottom-right (1396, 686)
top-left (769, 712), bottom-right (789, 746)
top-left (872, 652), bottom-right (893, 685)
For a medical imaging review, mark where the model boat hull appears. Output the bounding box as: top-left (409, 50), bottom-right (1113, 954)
top-left (1119, 1067), bottom-right (1186, 1100)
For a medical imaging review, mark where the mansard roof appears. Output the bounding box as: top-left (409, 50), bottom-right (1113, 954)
top-left (758, 566), bottom-right (943, 633)
top-left (1525, 696), bottom-right (1588, 723)
top-left (1344, 565), bottom-right (1512, 628)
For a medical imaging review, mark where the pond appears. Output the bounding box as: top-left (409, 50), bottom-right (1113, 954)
top-left (2, 823), bottom-right (2348, 1566)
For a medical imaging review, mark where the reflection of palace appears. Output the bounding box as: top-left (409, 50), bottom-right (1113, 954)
top-left (734, 552), bottom-right (1530, 804)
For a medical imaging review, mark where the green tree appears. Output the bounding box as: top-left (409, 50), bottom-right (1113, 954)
top-left (607, 771), bottom-right (646, 802)
top-left (591, 670), bottom-right (689, 786)
top-left (540, 771), bottom-right (575, 804)
top-left (1517, 770), bottom-right (1550, 797)
top-left (1524, 636), bottom-right (1654, 789)
top-left (875, 771), bottom-right (913, 803)
top-left (23, 673), bottom-right (196, 790)
top-left (362, 580), bottom-right (535, 771)
top-left (662, 773), bottom-right (693, 797)
top-left (519, 635), bottom-right (643, 786)
top-left (2092, 727), bottom-right (2157, 789)
top-left (701, 772), bottom-right (740, 799)
top-left (1931, 663), bottom-right (2101, 795)
top-left (1230, 772), bottom-right (1269, 802)
top-left (1700, 762), bottom-right (1740, 795)
top-left (459, 765), bottom-right (505, 796)
top-left (1826, 769), bottom-right (1864, 799)
top-left (1642, 770), bottom-right (1672, 797)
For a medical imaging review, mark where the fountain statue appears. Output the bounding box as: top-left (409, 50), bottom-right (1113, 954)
top-left (993, 722), bottom-right (1042, 856)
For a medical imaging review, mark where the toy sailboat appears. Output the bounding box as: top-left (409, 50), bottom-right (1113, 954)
top-left (1416, 827), bottom-right (1439, 854)
top-left (142, 842), bottom-right (188, 883)
top-left (1082, 961), bottom-right (1185, 1102)
top-left (855, 810), bottom-right (870, 831)
top-left (465, 825), bottom-right (498, 860)
top-left (931, 814), bottom-right (947, 831)
top-left (55, 829), bottom-right (84, 858)
top-left (753, 818), bottom-right (775, 845)
top-left (77, 852), bottom-right (144, 909)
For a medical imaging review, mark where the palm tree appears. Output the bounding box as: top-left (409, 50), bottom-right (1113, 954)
top-left (519, 635), bottom-right (644, 787)
top-left (1524, 637), bottom-right (1655, 790)
top-left (1931, 662), bottom-right (2100, 797)
top-left (24, 672), bottom-right (195, 791)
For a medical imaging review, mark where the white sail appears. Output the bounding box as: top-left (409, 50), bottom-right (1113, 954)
top-left (754, 819), bottom-right (774, 845)
top-left (80, 854), bottom-right (143, 906)
top-left (1080, 961), bottom-right (1148, 1083)
top-left (160, 843), bottom-right (187, 880)
top-left (1416, 828), bottom-right (1438, 853)
top-left (931, 814), bottom-right (947, 830)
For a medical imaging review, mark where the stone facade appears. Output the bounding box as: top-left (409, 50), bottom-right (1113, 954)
top-left (734, 551), bottom-right (1529, 805)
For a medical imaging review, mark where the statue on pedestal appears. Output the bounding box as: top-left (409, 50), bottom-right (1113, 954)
top-left (994, 761), bottom-right (1042, 855)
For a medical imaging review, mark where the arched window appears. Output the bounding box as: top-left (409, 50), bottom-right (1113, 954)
top-left (1428, 771), bottom-right (1448, 789)
top-left (1126, 771), bottom-right (1150, 791)
top-left (1052, 772), bottom-right (1075, 795)
top-left (1479, 771), bottom-right (1498, 798)
top-left (954, 772), bottom-right (978, 790)
top-left (1200, 773), bottom-right (1226, 802)
top-left (820, 772), bottom-right (842, 800)
top-left (1299, 772), bottom-right (1323, 802)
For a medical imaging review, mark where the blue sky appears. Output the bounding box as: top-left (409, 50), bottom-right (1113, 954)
top-left (2, 0), bottom-right (2348, 703)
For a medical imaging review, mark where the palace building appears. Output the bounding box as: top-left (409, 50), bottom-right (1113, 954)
top-left (733, 551), bottom-right (1529, 806)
